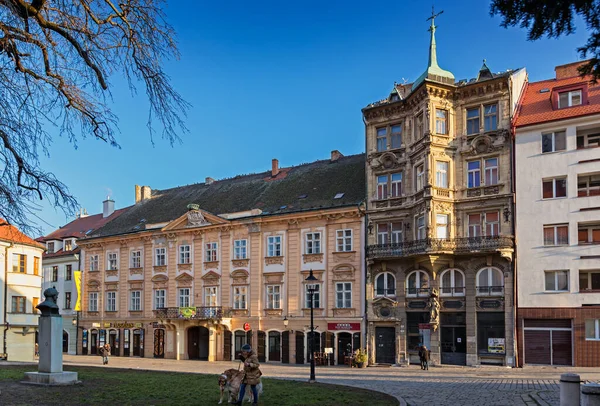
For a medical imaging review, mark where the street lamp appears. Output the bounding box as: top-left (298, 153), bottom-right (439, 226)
top-left (283, 316), bottom-right (289, 328)
top-left (305, 269), bottom-right (318, 383)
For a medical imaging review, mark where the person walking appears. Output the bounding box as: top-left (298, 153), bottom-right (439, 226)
top-left (418, 344), bottom-right (430, 370)
top-left (236, 344), bottom-right (262, 406)
top-left (99, 343), bottom-right (111, 365)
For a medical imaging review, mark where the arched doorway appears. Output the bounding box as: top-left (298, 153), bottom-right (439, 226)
top-left (268, 331), bottom-right (281, 362)
top-left (337, 332), bottom-right (352, 365)
top-left (153, 329), bottom-right (165, 358)
top-left (223, 330), bottom-right (232, 361)
top-left (187, 326), bottom-right (209, 360)
top-left (90, 329), bottom-right (99, 355)
top-left (62, 330), bottom-right (69, 353)
top-left (306, 331), bottom-right (321, 364)
top-left (109, 329), bottom-right (119, 356)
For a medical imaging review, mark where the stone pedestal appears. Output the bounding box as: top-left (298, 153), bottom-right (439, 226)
top-left (560, 373), bottom-right (580, 406)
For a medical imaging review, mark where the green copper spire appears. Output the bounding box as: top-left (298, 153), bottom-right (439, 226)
top-left (412, 7), bottom-right (455, 90)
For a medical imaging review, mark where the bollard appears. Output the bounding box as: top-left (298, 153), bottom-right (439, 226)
top-left (560, 373), bottom-right (581, 406)
top-left (582, 383), bottom-right (600, 406)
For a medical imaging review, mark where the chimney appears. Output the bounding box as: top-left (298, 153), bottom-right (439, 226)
top-left (76, 208), bottom-right (89, 219)
top-left (205, 177), bottom-right (215, 185)
top-left (103, 196), bottom-right (115, 218)
top-left (135, 185), bottom-right (142, 204)
top-left (272, 159), bottom-right (279, 177)
top-left (555, 60), bottom-right (588, 80)
top-left (141, 186), bottom-right (152, 202)
top-left (330, 150), bottom-right (344, 162)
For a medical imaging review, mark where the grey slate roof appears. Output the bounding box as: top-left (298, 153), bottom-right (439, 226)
top-left (89, 153), bottom-right (365, 238)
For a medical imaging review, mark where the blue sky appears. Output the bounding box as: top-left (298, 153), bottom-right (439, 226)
top-left (36, 0), bottom-right (589, 234)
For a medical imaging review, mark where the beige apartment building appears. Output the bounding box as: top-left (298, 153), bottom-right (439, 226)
top-left (76, 153), bottom-right (365, 364)
top-left (362, 15), bottom-right (526, 366)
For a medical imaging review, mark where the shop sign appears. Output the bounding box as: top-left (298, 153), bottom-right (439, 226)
top-left (488, 338), bottom-right (505, 354)
top-left (104, 323), bottom-right (111, 328)
top-left (327, 323), bottom-right (360, 331)
top-left (243, 322), bottom-right (251, 332)
top-left (480, 300), bottom-right (502, 309)
top-left (109, 322), bottom-right (135, 329)
top-left (407, 300), bottom-right (427, 309)
top-left (179, 307), bottom-right (196, 319)
top-left (92, 323), bottom-right (100, 328)
top-left (152, 322), bottom-right (166, 329)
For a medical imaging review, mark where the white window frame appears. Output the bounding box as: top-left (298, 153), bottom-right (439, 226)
top-left (580, 270), bottom-right (600, 292)
top-left (466, 106), bottom-right (480, 135)
top-left (375, 272), bottom-right (396, 297)
top-left (154, 289), bottom-right (166, 309)
top-left (542, 131), bottom-right (566, 153)
top-left (484, 158), bottom-right (499, 185)
top-left (544, 270), bottom-right (570, 292)
top-left (90, 255), bottom-right (99, 272)
top-left (130, 290), bottom-right (142, 311)
top-left (416, 164), bottom-right (425, 191)
top-left (468, 213), bottom-right (482, 237)
top-left (204, 286), bottom-right (218, 307)
top-left (234, 239), bottom-right (247, 260)
top-left (416, 216), bottom-right (426, 240)
top-left (377, 175), bottom-right (388, 199)
top-left (89, 292), bottom-right (98, 312)
top-left (390, 172), bottom-right (402, 197)
top-left (179, 245), bottom-right (191, 264)
top-left (558, 89), bottom-right (582, 108)
top-left (436, 214), bottom-right (449, 239)
top-left (578, 222), bottom-right (600, 244)
top-left (377, 223), bottom-right (388, 245)
top-left (577, 132), bottom-right (600, 149)
top-left (435, 108), bottom-right (447, 135)
top-left (233, 286), bottom-right (247, 309)
top-left (335, 282), bottom-right (352, 308)
top-left (578, 173), bottom-right (600, 197)
top-left (467, 160), bottom-right (481, 188)
top-left (435, 161), bottom-right (448, 188)
top-left (106, 291), bottom-right (116, 312)
top-left (305, 232), bottom-right (321, 254)
top-left (586, 319), bottom-right (600, 341)
top-left (376, 127), bottom-right (387, 152)
top-left (266, 285), bottom-right (281, 309)
top-left (406, 270), bottom-right (429, 297)
top-left (484, 211), bottom-right (500, 237)
top-left (205, 242), bottom-right (218, 262)
top-left (543, 224), bottom-right (569, 246)
top-left (64, 239), bottom-right (73, 251)
top-left (131, 250), bottom-right (141, 268)
top-left (107, 252), bottom-right (118, 271)
top-left (155, 247), bottom-right (166, 266)
top-left (178, 288), bottom-right (191, 307)
top-left (483, 104), bottom-right (498, 132)
top-left (267, 236), bottom-right (282, 257)
top-left (305, 283), bottom-right (321, 308)
top-left (439, 269), bottom-right (465, 297)
top-left (336, 229), bottom-right (353, 252)
top-left (476, 267), bottom-right (504, 296)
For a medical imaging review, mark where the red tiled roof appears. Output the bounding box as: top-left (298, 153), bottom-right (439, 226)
top-left (0, 219), bottom-right (45, 249)
top-left (43, 246), bottom-right (81, 259)
top-left (41, 208), bottom-right (128, 241)
top-left (515, 75), bottom-right (600, 128)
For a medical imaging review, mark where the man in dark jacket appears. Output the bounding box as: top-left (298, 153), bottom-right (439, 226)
top-left (418, 345), bottom-right (430, 370)
top-left (236, 344), bottom-right (261, 405)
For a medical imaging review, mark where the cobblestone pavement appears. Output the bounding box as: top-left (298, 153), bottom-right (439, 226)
top-left (24, 356), bottom-right (597, 405)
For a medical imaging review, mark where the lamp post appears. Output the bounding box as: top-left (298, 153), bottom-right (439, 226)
top-left (305, 269), bottom-right (317, 383)
top-left (283, 316), bottom-right (289, 329)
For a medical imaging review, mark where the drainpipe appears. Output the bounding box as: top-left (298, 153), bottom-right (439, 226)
top-left (3, 242), bottom-right (13, 359)
top-left (361, 114), bottom-right (370, 360)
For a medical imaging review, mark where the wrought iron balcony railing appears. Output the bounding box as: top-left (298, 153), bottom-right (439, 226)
top-left (476, 286), bottom-right (504, 296)
top-left (440, 286), bottom-right (466, 296)
top-left (405, 287), bottom-right (432, 297)
top-left (367, 236), bottom-right (514, 259)
top-left (153, 306), bottom-right (232, 320)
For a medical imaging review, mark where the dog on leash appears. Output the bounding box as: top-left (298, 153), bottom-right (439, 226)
top-left (218, 368), bottom-right (263, 404)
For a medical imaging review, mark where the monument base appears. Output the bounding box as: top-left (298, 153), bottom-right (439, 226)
top-left (22, 371), bottom-right (80, 386)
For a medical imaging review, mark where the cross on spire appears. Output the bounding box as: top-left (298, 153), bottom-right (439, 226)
top-left (426, 6), bottom-right (443, 34)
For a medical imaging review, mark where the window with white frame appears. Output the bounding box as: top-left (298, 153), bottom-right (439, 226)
top-left (543, 224), bottom-right (569, 246)
top-left (466, 103), bottom-right (498, 135)
top-left (542, 131), bottom-right (566, 153)
top-left (155, 247), bottom-right (166, 266)
top-left (406, 270), bottom-right (429, 296)
top-left (234, 239), bottom-right (247, 260)
top-left (107, 252), bottom-right (118, 270)
top-left (436, 161), bottom-right (449, 188)
top-left (204, 286), bottom-right (218, 307)
top-left (336, 282), bottom-right (352, 308)
top-left (376, 124), bottom-right (403, 151)
top-left (545, 270), bottom-right (569, 292)
top-left (377, 223), bottom-right (389, 244)
top-left (580, 270), bottom-right (600, 292)
top-left (131, 250), bottom-right (141, 268)
top-left (106, 291), bottom-right (116, 311)
top-left (416, 164), bottom-right (425, 191)
top-left (336, 229), bottom-right (353, 252)
top-left (89, 292), bottom-right (98, 312)
top-left (484, 104), bottom-right (498, 131)
top-left (415, 113), bottom-right (423, 139)
top-left (468, 214), bottom-right (482, 237)
top-left (390, 173), bottom-right (402, 197)
top-left (476, 267), bottom-right (504, 295)
top-left (484, 158), bottom-right (498, 185)
top-left (64, 239), bottom-right (73, 251)
top-left (435, 109), bottom-right (448, 134)
top-left (90, 255), bottom-right (99, 272)
top-left (390, 124), bottom-right (402, 149)
top-left (542, 177), bottom-right (568, 199)
top-left (440, 269), bottom-right (465, 296)
top-left (578, 174), bottom-right (600, 197)
top-left (267, 236), bottom-right (282, 257)
top-left (178, 288), bottom-right (190, 307)
top-left (467, 161), bottom-right (481, 188)
top-left (233, 286), bottom-right (247, 309)
top-left (305, 283), bottom-right (321, 308)
top-left (466, 107), bottom-right (480, 135)
top-left (578, 222), bottom-right (600, 244)
top-left (205, 242), bottom-right (218, 262)
top-left (586, 319), bottom-right (600, 340)
top-left (375, 272), bottom-right (396, 297)
top-left (416, 216), bottom-right (426, 240)
top-left (377, 175), bottom-right (388, 199)
top-left (179, 245), bottom-right (191, 264)
top-left (130, 291), bottom-right (142, 311)
top-left (436, 214), bottom-right (449, 239)
top-left (377, 222), bottom-right (402, 244)
top-left (577, 132), bottom-right (600, 149)
top-left (376, 127), bottom-right (387, 152)
top-left (305, 232), bottom-right (321, 254)
top-left (467, 158), bottom-right (498, 188)
top-left (12, 254), bottom-right (25, 273)
top-left (154, 289), bottom-right (166, 309)
top-left (558, 89), bottom-right (582, 108)
top-left (377, 173), bottom-right (403, 199)
top-left (484, 211), bottom-right (500, 236)
top-left (47, 241), bottom-right (55, 254)
top-left (266, 285), bottom-right (281, 309)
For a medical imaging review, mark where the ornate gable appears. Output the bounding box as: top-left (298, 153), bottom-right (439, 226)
top-left (162, 207), bottom-right (229, 231)
top-left (201, 270), bottom-right (220, 286)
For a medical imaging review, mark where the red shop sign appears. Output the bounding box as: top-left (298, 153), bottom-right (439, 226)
top-left (327, 322), bottom-right (361, 331)
top-left (243, 323), bottom-right (251, 332)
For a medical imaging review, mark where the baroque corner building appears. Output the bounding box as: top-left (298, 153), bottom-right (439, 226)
top-left (362, 14), bottom-right (527, 367)
top-left (76, 153), bottom-right (366, 363)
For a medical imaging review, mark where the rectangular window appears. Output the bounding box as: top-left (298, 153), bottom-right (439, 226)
top-left (436, 214), bottom-right (448, 239)
top-left (33, 297), bottom-right (39, 313)
top-left (33, 257), bottom-right (40, 276)
top-left (178, 288), bottom-right (190, 307)
top-left (377, 175), bottom-right (388, 199)
top-left (377, 223), bottom-right (388, 244)
top-left (477, 312), bottom-right (505, 354)
top-left (65, 292), bottom-right (72, 309)
top-left (466, 107), bottom-right (480, 135)
top-left (468, 214), bottom-right (482, 237)
top-left (391, 222), bottom-right (403, 243)
top-left (108, 252), bottom-right (118, 270)
top-left (89, 292), bottom-right (98, 312)
top-left (90, 255), bottom-right (99, 272)
top-left (155, 247), bottom-right (166, 266)
top-left (234, 239), bottom-right (247, 259)
top-left (390, 173), bottom-right (402, 197)
top-left (305, 232), bottom-right (321, 254)
top-left (154, 289), bottom-right (166, 309)
top-left (435, 109), bottom-right (447, 134)
top-left (578, 222), bottom-right (600, 244)
top-left (204, 286), bottom-right (217, 307)
top-left (205, 242), bottom-right (218, 262)
top-left (47, 242), bottom-right (55, 253)
top-left (130, 291), bottom-right (141, 311)
top-left (467, 161), bottom-right (481, 188)
top-left (336, 229), bottom-right (353, 252)
top-left (51, 266), bottom-right (58, 282)
top-left (131, 251), bottom-right (141, 268)
top-left (542, 131), bottom-right (566, 153)
top-left (11, 296), bottom-right (26, 313)
top-left (390, 124), bottom-right (402, 149)
top-left (106, 291), bottom-right (116, 312)
top-left (542, 177), bottom-right (567, 199)
top-left (415, 113), bottom-right (424, 139)
top-left (376, 127), bottom-right (387, 152)
top-left (179, 245), bottom-right (191, 264)
top-left (267, 236), bottom-right (281, 257)
top-left (578, 174), bottom-right (600, 197)
top-left (436, 161), bottom-right (449, 188)
top-left (12, 254), bottom-right (25, 273)
top-left (484, 211), bottom-right (500, 236)
top-left (336, 282), bottom-right (352, 308)
top-left (266, 285), bottom-right (281, 309)
top-left (577, 133), bottom-right (600, 149)
top-left (586, 319), bottom-right (600, 340)
top-left (416, 164), bottom-right (425, 191)
top-left (543, 224), bottom-right (569, 246)
top-left (545, 270), bottom-right (569, 292)
top-left (64, 239), bottom-right (73, 251)
top-left (484, 104), bottom-right (498, 131)
top-left (580, 270), bottom-right (600, 292)
top-left (484, 158), bottom-right (499, 185)
top-left (65, 264), bottom-right (72, 281)
top-left (233, 286), bottom-right (247, 309)
top-left (416, 216), bottom-right (426, 240)
top-left (305, 284), bottom-right (321, 308)
top-left (558, 89), bottom-right (582, 108)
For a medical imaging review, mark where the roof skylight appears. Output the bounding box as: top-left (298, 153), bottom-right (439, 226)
top-left (334, 193), bottom-right (345, 199)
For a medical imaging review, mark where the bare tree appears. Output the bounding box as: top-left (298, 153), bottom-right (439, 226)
top-left (0, 0), bottom-right (189, 233)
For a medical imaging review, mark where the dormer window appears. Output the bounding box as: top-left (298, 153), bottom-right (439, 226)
top-left (64, 239), bottom-right (73, 251)
top-left (558, 89), bottom-right (582, 108)
top-left (47, 242), bottom-right (55, 253)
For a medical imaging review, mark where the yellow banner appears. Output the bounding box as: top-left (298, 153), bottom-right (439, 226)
top-left (74, 271), bottom-right (82, 311)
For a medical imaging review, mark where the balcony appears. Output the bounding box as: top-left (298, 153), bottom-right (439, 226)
top-left (440, 286), bottom-right (465, 297)
top-left (367, 236), bottom-right (514, 259)
top-left (153, 306), bottom-right (232, 320)
top-left (406, 287), bottom-right (432, 297)
top-left (476, 286), bottom-right (504, 296)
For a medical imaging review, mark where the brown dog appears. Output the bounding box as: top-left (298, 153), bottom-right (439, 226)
top-left (218, 368), bottom-right (243, 404)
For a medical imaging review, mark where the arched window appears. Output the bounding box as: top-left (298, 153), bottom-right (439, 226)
top-left (406, 270), bottom-right (430, 297)
top-left (375, 272), bottom-right (396, 297)
top-left (476, 267), bottom-right (504, 295)
top-left (439, 269), bottom-right (465, 296)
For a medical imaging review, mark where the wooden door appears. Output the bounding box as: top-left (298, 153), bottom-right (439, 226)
top-left (268, 331), bottom-right (281, 362)
top-left (133, 332), bottom-right (142, 357)
top-left (187, 327), bottom-right (200, 360)
top-left (524, 330), bottom-right (550, 365)
top-left (223, 330), bottom-right (232, 361)
top-left (153, 329), bottom-right (165, 358)
top-left (295, 332), bottom-right (304, 364)
top-left (375, 327), bottom-right (396, 364)
top-left (257, 331), bottom-right (266, 362)
top-left (282, 331), bottom-right (290, 364)
top-left (337, 333), bottom-right (352, 365)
